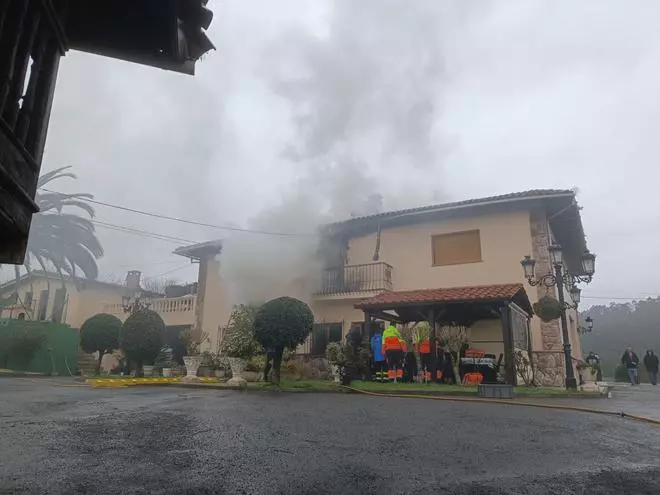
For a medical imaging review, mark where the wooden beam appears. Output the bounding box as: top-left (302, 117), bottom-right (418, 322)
top-left (368, 309), bottom-right (404, 325)
top-left (500, 304), bottom-right (516, 386)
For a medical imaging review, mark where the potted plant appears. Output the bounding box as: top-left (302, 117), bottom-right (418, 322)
top-left (181, 327), bottom-right (209, 383)
top-left (325, 342), bottom-right (346, 383)
top-left (155, 345), bottom-right (175, 377)
top-left (533, 295), bottom-right (563, 322)
top-left (220, 305), bottom-right (261, 387)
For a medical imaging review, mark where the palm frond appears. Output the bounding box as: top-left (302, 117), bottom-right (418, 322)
top-left (37, 166), bottom-right (77, 188)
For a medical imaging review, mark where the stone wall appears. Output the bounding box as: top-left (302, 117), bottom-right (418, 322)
top-left (529, 210), bottom-right (564, 383)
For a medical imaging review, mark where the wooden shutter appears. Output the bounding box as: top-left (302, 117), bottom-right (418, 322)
top-left (432, 230), bottom-right (482, 266)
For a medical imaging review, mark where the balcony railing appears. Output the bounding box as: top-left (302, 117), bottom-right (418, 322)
top-left (103, 295), bottom-right (196, 316)
top-left (317, 262), bottom-right (393, 296)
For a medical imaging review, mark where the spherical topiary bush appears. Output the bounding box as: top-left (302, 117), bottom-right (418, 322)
top-left (80, 313), bottom-right (123, 374)
top-left (253, 297), bottom-right (314, 384)
top-left (120, 309), bottom-right (165, 376)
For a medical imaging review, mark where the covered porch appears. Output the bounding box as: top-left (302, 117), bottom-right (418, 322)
top-left (354, 283), bottom-right (534, 385)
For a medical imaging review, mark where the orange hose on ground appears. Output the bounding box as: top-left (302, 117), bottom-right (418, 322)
top-left (341, 386), bottom-right (660, 426)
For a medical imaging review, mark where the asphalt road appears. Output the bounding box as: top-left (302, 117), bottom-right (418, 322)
top-left (2, 379), bottom-right (660, 494)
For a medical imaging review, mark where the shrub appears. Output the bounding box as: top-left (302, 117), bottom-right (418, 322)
top-left (326, 340), bottom-right (370, 385)
top-left (181, 327), bottom-right (209, 356)
top-left (120, 309), bottom-right (165, 376)
top-left (154, 345), bottom-right (175, 370)
top-left (253, 297), bottom-right (314, 384)
top-left (80, 313), bottom-right (122, 374)
top-left (220, 304), bottom-right (261, 359)
top-left (10, 330), bottom-right (45, 367)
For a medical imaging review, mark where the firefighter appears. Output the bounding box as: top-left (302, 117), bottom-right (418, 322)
top-left (382, 324), bottom-right (405, 382)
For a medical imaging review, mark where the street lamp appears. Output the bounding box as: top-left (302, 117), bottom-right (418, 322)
top-left (579, 316), bottom-right (594, 334)
top-left (521, 247), bottom-right (597, 390)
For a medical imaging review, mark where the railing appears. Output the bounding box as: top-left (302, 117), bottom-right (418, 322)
top-left (317, 262), bottom-right (393, 295)
top-left (0, 0), bottom-right (67, 263)
top-left (103, 295), bottom-right (196, 316)
top-left (150, 296), bottom-right (195, 314)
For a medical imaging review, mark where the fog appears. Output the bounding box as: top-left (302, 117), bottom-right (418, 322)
top-left (23, 0), bottom-right (660, 306)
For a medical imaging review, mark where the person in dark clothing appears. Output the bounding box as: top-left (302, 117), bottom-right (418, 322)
top-left (621, 346), bottom-right (640, 385)
top-left (264, 347), bottom-right (276, 382)
top-left (644, 350), bottom-right (659, 386)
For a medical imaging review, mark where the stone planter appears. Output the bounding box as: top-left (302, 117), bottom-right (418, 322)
top-left (183, 356), bottom-right (203, 383)
top-left (162, 367), bottom-right (172, 378)
top-left (227, 357), bottom-right (248, 388)
top-left (214, 369), bottom-right (225, 379)
top-left (330, 365), bottom-right (341, 383)
top-left (143, 365), bottom-right (154, 377)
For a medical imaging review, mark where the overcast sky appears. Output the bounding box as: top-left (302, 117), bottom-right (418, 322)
top-left (39, 0), bottom-right (660, 306)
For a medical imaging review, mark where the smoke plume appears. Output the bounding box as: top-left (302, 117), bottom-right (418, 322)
top-left (219, 0), bottom-right (448, 305)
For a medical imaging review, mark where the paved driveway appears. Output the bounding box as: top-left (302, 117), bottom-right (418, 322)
top-left (1, 378), bottom-right (660, 494)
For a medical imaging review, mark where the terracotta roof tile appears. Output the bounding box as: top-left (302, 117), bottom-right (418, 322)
top-left (355, 283), bottom-right (525, 308)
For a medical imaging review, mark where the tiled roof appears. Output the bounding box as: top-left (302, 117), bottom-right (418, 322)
top-left (329, 189), bottom-right (575, 227)
top-left (355, 283), bottom-right (526, 308)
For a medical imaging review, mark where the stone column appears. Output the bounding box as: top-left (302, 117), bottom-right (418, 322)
top-left (529, 210), bottom-right (564, 385)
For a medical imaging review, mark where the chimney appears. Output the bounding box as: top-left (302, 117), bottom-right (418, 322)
top-left (125, 270), bottom-right (142, 291)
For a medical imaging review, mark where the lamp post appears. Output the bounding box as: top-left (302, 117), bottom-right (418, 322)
top-left (122, 290), bottom-right (151, 314)
top-left (521, 246), bottom-right (596, 390)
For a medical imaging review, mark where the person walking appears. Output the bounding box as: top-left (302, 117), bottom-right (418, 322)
top-left (644, 350), bottom-right (659, 386)
top-left (621, 346), bottom-right (640, 385)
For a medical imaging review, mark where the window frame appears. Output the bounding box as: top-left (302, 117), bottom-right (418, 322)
top-left (431, 229), bottom-right (483, 267)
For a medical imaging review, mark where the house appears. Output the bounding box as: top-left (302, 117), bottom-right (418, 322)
top-left (307, 189), bottom-right (590, 383)
top-left (163, 189), bottom-right (589, 384)
top-left (0, 269), bottom-right (195, 372)
top-left (0, 270), bottom-right (166, 328)
top-left (0, 0), bottom-right (214, 264)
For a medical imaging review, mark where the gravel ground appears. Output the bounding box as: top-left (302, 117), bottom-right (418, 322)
top-left (2, 378), bottom-right (660, 494)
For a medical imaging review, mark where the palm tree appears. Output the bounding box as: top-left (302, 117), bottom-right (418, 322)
top-left (20, 166), bottom-right (103, 283)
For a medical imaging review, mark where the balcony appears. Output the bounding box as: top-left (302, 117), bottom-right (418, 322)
top-left (103, 295), bottom-right (196, 327)
top-left (0, 1), bottom-right (67, 264)
top-left (317, 262), bottom-right (393, 296)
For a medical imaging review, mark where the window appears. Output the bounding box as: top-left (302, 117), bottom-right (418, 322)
top-left (432, 230), bottom-right (482, 266)
top-left (51, 288), bottom-right (67, 323)
top-left (37, 290), bottom-right (49, 321)
top-left (311, 323), bottom-right (343, 355)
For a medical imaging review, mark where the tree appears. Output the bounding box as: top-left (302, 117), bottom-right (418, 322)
top-left (438, 324), bottom-right (469, 381)
top-left (80, 313), bottom-right (122, 374)
top-left (120, 309), bottom-right (165, 376)
top-left (253, 297), bottom-right (314, 384)
top-left (20, 166), bottom-right (103, 285)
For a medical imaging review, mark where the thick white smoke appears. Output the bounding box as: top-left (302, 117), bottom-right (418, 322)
top-left (219, 0), bottom-right (450, 305)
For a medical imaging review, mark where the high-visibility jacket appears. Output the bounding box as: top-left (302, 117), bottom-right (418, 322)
top-left (382, 325), bottom-right (404, 353)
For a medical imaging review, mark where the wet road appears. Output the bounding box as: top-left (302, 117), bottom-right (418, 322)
top-left (1, 379), bottom-right (660, 494)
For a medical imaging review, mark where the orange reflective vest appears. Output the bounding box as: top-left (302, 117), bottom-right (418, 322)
top-left (382, 325), bottom-right (404, 353)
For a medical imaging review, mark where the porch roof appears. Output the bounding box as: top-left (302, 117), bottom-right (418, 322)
top-left (354, 283), bottom-right (533, 324)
